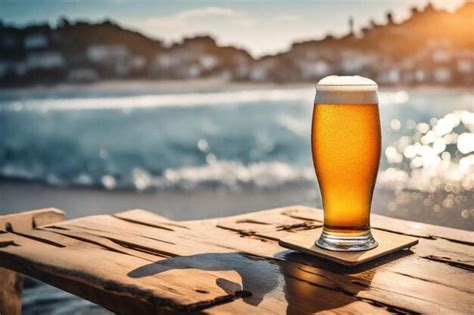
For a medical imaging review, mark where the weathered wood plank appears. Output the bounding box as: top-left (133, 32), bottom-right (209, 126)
top-left (0, 205), bottom-right (473, 314)
top-left (0, 208), bottom-right (65, 232)
top-left (0, 232), bottom-right (246, 313)
top-left (114, 209), bottom-right (188, 231)
top-left (1, 214), bottom-right (388, 314)
top-left (216, 210), bottom-right (474, 270)
top-left (77, 208), bottom-right (474, 313)
top-left (0, 208), bottom-right (65, 315)
top-left (0, 267), bottom-right (24, 315)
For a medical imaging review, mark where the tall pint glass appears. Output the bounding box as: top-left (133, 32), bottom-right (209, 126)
top-left (312, 76), bottom-right (380, 251)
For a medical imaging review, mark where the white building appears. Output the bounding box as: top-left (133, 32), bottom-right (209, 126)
top-left (86, 44), bottom-right (128, 64)
top-left (340, 51), bottom-right (378, 74)
top-left (154, 53), bottom-right (177, 69)
top-left (199, 55), bottom-right (218, 71)
top-left (24, 33), bottom-right (48, 50)
top-left (457, 59), bottom-right (472, 73)
top-left (233, 55), bottom-right (250, 79)
top-left (26, 51), bottom-right (65, 69)
top-left (433, 67), bottom-right (451, 83)
top-left (415, 69), bottom-right (426, 82)
top-left (432, 49), bottom-right (452, 63)
top-left (250, 61), bottom-right (274, 81)
top-left (130, 55), bottom-right (146, 70)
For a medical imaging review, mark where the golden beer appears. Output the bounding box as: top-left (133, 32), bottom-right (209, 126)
top-left (312, 76), bottom-right (380, 251)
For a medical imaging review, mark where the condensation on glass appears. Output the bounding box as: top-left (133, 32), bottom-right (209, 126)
top-left (312, 75), bottom-right (380, 251)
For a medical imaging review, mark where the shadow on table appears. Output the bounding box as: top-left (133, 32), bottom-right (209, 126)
top-left (128, 252), bottom-right (279, 307)
top-left (275, 248), bottom-right (414, 313)
top-left (127, 249), bottom-right (413, 313)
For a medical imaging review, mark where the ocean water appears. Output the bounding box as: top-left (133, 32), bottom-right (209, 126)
top-left (0, 85), bottom-right (473, 224)
top-left (0, 84), bottom-right (473, 314)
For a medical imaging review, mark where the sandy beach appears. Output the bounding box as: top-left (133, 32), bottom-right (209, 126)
top-left (1, 179), bottom-right (472, 230)
top-left (0, 179), bottom-right (319, 220)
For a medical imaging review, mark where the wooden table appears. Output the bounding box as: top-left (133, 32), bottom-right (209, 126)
top-left (0, 206), bottom-right (473, 314)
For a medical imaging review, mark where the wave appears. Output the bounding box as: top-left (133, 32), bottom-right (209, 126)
top-left (1, 157), bottom-right (472, 193)
top-left (0, 160), bottom-right (314, 190)
top-left (0, 88), bottom-right (411, 111)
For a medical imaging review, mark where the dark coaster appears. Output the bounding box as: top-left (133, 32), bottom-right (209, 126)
top-left (279, 228), bottom-right (418, 266)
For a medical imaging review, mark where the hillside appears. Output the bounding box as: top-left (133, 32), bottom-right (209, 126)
top-left (0, 2), bottom-right (472, 86)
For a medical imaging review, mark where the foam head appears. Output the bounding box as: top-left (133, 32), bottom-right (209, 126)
top-left (314, 75), bottom-right (378, 105)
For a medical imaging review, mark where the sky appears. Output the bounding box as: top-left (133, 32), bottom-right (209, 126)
top-left (0, 0), bottom-right (466, 57)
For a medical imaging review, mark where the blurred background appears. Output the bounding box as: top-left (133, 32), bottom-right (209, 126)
top-left (0, 0), bottom-right (473, 313)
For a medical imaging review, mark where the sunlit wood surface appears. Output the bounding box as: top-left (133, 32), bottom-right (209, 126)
top-left (0, 206), bottom-right (472, 314)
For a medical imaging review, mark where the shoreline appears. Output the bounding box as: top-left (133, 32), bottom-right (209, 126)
top-left (1, 79), bottom-right (472, 93)
top-left (1, 179), bottom-right (472, 231)
top-left (0, 178), bottom-right (319, 221)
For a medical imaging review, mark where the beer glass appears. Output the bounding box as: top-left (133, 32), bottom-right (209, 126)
top-left (312, 76), bottom-right (380, 251)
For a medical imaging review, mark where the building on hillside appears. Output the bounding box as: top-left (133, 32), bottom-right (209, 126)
top-left (24, 33), bottom-right (48, 50)
top-left (340, 50), bottom-right (379, 74)
top-left (199, 55), bottom-right (218, 71)
top-left (26, 51), bottom-right (65, 70)
top-left (86, 44), bottom-right (130, 76)
top-left (250, 59), bottom-right (276, 81)
top-left (86, 44), bottom-right (129, 63)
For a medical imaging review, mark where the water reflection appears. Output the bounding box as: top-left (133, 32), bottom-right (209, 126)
top-left (378, 110), bottom-right (474, 223)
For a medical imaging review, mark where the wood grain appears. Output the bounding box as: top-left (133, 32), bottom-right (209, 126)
top-left (0, 208), bottom-right (65, 315)
top-left (0, 208), bottom-right (65, 232)
top-left (281, 206), bottom-right (474, 245)
top-left (0, 205), bottom-right (472, 314)
top-left (0, 267), bottom-right (24, 315)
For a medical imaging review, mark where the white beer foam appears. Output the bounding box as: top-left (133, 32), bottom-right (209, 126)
top-left (315, 75), bottom-right (378, 104)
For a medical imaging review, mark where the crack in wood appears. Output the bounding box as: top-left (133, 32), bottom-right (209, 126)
top-left (421, 255), bottom-right (474, 272)
top-left (48, 226), bottom-right (179, 259)
top-left (225, 252), bottom-right (422, 314)
top-left (0, 240), bottom-right (16, 248)
top-left (296, 266), bottom-right (370, 289)
top-left (357, 297), bottom-right (418, 314)
top-left (61, 223), bottom-right (176, 245)
top-left (276, 221), bottom-right (319, 232)
top-left (235, 219), bottom-right (270, 225)
top-left (371, 227), bottom-right (474, 247)
top-left (281, 211), bottom-right (474, 246)
top-left (215, 220), bottom-right (474, 313)
top-left (1, 249), bottom-right (242, 313)
top-left (44, 229), bottom-right (168, 261)
top-left (116, 242), bottom-right (173, 258)
top-left (280, 212), bottom-right (322, 223)
top-left (112, 216), bottom-right (175, 231)
top-left (216, 225), bottom-right (278, 242)
top-left (173, 293), bottom-right (243, 312)
top-left (137, 235), bottom-right (176, 245)
top-left (2, 207), bottom-right (472, 314)
top-left (284, 273), bottom-right (413, 314)
top-left (102, 238), bottom-right (178, 258)
top-left (7, 231), bottom-right (65, 248)
top-left (45, 226), bottom-right (69, 231)
top-left (390, 270), bottom-right (474, 294)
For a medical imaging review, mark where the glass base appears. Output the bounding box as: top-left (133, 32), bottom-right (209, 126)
top-left (316, 229), bottom-right (378, 251)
